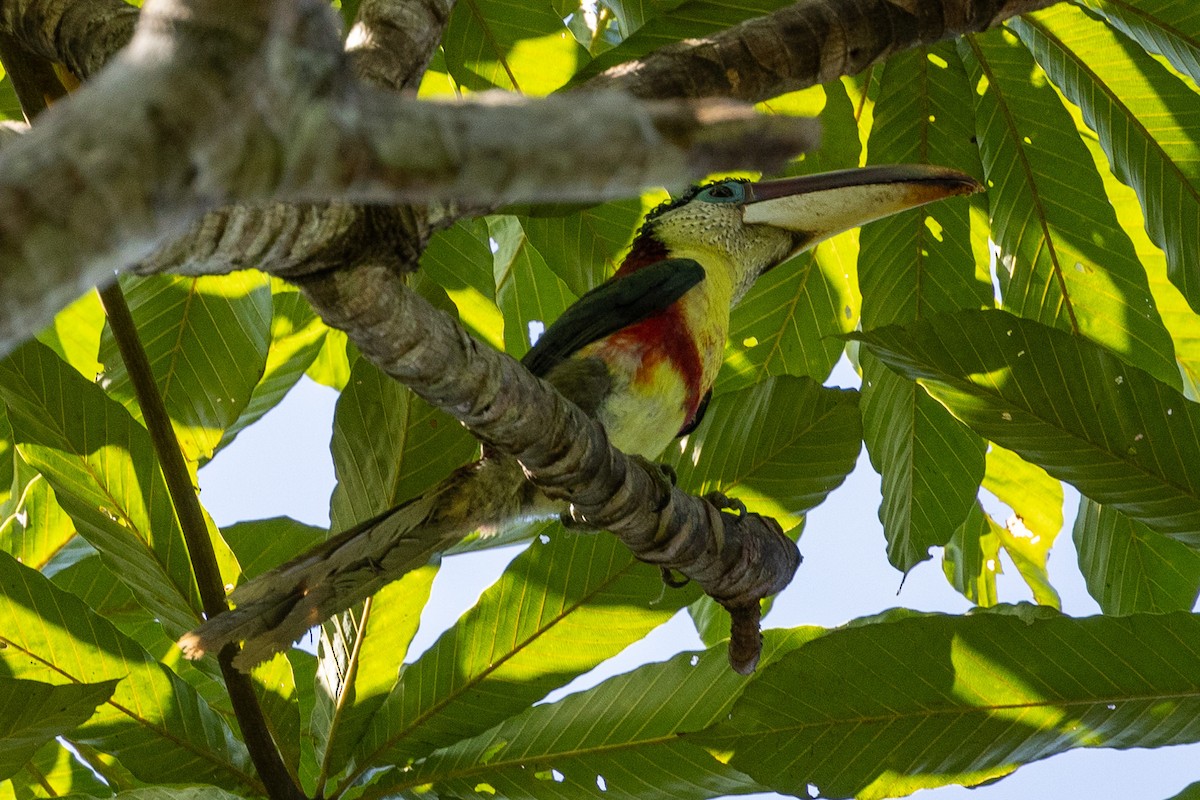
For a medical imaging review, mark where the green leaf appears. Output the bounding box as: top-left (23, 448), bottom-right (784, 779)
top-left (305, 328), bottom-right (354, 391)
top-left (942, 502), bottom-right (1002, 606)
top-left (250, 654), bottom-right (301, 779)
top-left (665, 376), bottom-right (861, 531)
top-left (0, 341), bottom-right (202, 636)
top-left (34, 290), bottom-right (105, 380)
top-left (98, 273), bottom-right (271, 463)
top-left (343, 529), bottom-right (699, 793)
top-left (1074, 498), bottom-right (1200, 614)
top-left (983, 445), bottom-right (1063, 607)
top-left (440, 0), bottom-right (575, 92)
top-left (58, 790), bottom-right (247, 800)
top-left (488, 216), bottom-right (578, 361)
top-left (216, 281), bottom-right (328, 453)
top-left (721, 82), bottom-right (863, 391)
top-left (0, 458), bottom-right (77, 572)
top-left (1012, 4), bottom-right (1200, 315)
top-left (854, 309), bottom-right (1200, 543)
top-left (1166, 780), bottom-right (1200, 800)
top-left (959, 29), bottom-right (1180, 389)
top-left (0, 738), bottom-right (113, 799)
top-left (1074, 0), bottom-right (1200, 84)
top-left (419, 219), bottom-right (504, 351)
top-left (328, 358), bottom-right (479, 530)
top-left (315, 566), bottom-right (437, 784)
top-left (0, 550), bottom-right (255, 790)
top-left (220, 516), bottom-right (325, 582)
top-left (696, 610), bottom-right (1200, 799)
top-left (390, 631), bottom-right (816, 799)
top-left (0, 677), bottom-right (116, 781)
top-left (517, 199), bottom-right (643, 295)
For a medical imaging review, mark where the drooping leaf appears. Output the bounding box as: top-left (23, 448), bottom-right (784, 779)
top-left (665, 376), bottom-right (861, 532)
top-left (942, 502), bottom-right (1002, 607)
top-left (343, 528), bottom-right (700, 793)
top-left (853, 309), bottom-right (1200, 544)
top-left (1012, 4), bottom-right (1200, 314)
top-left (0, 550), bottom-right (255, 790)
top-left (0, 341), bottom-right (202, 636)
top-left (960, 29), bottom-right (1180, 389)
top-left (98, 273), bottom-right (272, 463)
top-left (696, 609), bottom-right (1200, 799)
top-left (982, 445), bottom-right (1063, 607)
top-left (0, 677), bottom-right (116, 781)
top-left (1074, 498), bottom-right (1200, 614)
top-left (389, 630), bottom-right (816, 799)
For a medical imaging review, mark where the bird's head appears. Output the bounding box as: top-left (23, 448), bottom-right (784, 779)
top-left (628, 164), bottom-right (982, 303)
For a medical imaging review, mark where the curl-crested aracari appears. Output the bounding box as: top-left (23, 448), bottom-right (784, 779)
top-left (181, 165), bottom-right (980, 668)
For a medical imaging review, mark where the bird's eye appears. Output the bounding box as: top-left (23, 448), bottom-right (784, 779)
top-left (699, 183), bottom-right (745, 203)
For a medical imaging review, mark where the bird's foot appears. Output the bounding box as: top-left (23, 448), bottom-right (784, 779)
top-left (704, 491), bottom-right (747, 518)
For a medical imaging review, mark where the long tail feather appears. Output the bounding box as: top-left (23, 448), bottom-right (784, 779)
top-left (179, 457), bottom-right (541, 669)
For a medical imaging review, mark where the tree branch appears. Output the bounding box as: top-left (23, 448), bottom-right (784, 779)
top-left (0, 0), bottom-right (136, 79)
top-left (100, 284), bottom-right (305, 800)
top-left (585, 0), bottom-right (1067, 101)
top-left (298, 263), bottom-right (800, 673)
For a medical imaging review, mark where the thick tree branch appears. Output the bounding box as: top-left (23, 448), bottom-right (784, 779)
top-left (347, 0), bottom-right (454, 92)
top-left (0, 0), bottom-right (136, 78)
top-left (0, 0), bottom-right (817, 353)
top-left (298, 263), bottom-right (799, 673)
top-left (586, 0), bottom-right (1066, 101)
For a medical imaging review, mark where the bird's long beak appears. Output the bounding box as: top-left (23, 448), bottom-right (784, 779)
top-left (743, 164), bottom-right (982, 255)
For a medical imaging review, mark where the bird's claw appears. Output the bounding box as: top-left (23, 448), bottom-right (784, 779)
top-left (705, 491), bottom-right (747, 518)
top-left (659, 566), bottom-right (690, 588)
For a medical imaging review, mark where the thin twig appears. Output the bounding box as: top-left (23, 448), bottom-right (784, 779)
top-left (98, 283), bottom-right (306, 800)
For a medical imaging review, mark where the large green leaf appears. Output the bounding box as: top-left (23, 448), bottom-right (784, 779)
top-left (0, 550), bottom-right (255, 790)
top-left (1074, 0), bottom-right (1200, 84)
top-left (665, 376), bottom-right (860, 531)
top-left (1074, 498), bottom-right (1200, 614)
top-left (0, 677), bottom-right (116, 781)
top-left (98, 273), bottom-right (271, 463)
top-left (720, 84), bottom-right (863, 391)
top-left (0, 341), bottom-right (202, 636)
top-left (389, 631), bottom-right (816, 799)
top-left (853, 309), bottom-right (1200, 543)
top-left (342, 529), bottom-right (700, 794)
top-left (696, 609), bottom-right (1200, 799)
top-left (314, 566), bottom-right (437, 785)
top-left (960, 29), bottom-right (1179, 388)
top-left (1012, 5), bottom-right (1200, 315)
top-left (858, 45), bottom-right (990, 572)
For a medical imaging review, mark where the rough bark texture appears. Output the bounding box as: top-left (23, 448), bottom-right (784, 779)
top-left (588, 0), bottom-right (1065, 101)
top-left (0, 0), bottom-right (136, 78)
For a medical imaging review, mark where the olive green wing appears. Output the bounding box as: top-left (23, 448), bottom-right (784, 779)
top-left (521, 258), bottom-right (704, 377)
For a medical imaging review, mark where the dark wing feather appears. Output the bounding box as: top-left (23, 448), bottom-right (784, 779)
top-left (521, 258), bottom-right (704, 377)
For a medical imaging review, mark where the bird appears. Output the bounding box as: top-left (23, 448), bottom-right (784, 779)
top-left (180, 164), bottom-right (981, 668)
